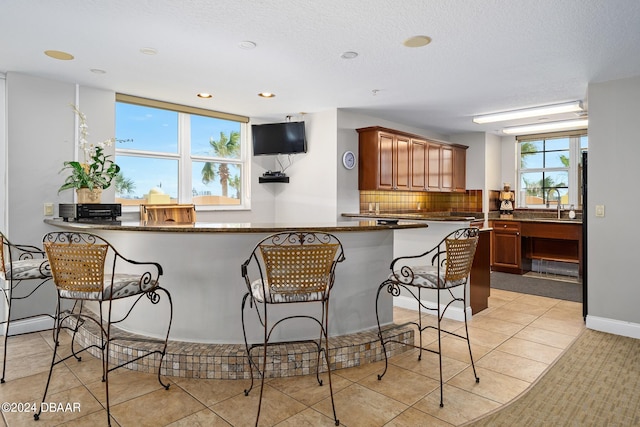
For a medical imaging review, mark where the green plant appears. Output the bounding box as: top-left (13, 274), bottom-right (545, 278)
top-left (58, 146), bottom-right (120, 192)
top-left (58, 105), bottom-right (120, 193)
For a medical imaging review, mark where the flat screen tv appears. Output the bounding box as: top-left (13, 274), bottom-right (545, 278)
top-left (252, 121), bottom-right (307, 155)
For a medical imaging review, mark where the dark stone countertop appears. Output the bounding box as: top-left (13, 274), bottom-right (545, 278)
top-left (44, 218), bottom-right (430, 233)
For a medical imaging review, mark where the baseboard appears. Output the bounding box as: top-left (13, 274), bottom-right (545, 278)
top-left (393, 295), bottom-right (471, 322)
top-left (0, 316), bottom-right (54, 336)
top-left (586, 315), bottom-right (640, 339)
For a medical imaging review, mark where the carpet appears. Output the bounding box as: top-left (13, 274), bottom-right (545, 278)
top-left (465, 329), bottom-right (640, 426)
top-left (490, 271), bottom-right (582, 302)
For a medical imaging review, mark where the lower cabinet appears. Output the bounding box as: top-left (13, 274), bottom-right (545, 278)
top-left (491, 220), bottom-right (524, 274)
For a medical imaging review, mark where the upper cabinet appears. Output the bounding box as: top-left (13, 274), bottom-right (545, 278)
top-left (357, 126), bottom-right (467, 192)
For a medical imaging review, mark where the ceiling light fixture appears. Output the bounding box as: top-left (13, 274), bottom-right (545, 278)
top-left (239, 40), bottom-right (257, 49)
top-left (258, 92), bottom-right (275, 98)
top-left (197, 93), bottom-right (213, 98)
top-left (341, 51), bottom-right (358, 59)
top-left (403, 35), bottom-right (432, 48)
top-left (90, 68), bottom-right (106, 74)
top-left (502, 118), bottom-right (588, 135)
top-left (473, 101), bottom-right (584, 124)
top-left (140, 47), bottom-right (158, 55)
top-left (44, 50), bottom-right (74, 60)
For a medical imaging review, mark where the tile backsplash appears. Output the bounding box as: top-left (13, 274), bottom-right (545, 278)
top-left (359, 190), bottom-right (483, 213)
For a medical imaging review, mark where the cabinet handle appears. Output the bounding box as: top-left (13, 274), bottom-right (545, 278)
top-left (503, 224), bottom-right (507, 228)
top-left (516, 232), bottom-right (520, 236)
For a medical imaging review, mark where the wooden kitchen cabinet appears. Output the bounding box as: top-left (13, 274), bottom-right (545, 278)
top-left (358, 127), bottom-right (410, 191)
top-left (357, 126), bottom-right (468, 193)
top-left (491, 220), bottom-right (523, 274)
top-left (427, 142), bottom-right (442, 191)
top-left (441, 145), bottom-right (467, 192)
top-left (410, 138), bottom-right (427, 190)
top-left (453, 146), bottom-right (466, 192)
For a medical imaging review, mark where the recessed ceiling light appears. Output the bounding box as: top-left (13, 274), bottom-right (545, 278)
top-left (90, 68), bottom-right (106, 74)
top-left (341, 51), bottom-right (358, 59)
top-left (258, 92), bottom-right (275, 98)
top-left (197, 93), bottom-right (213, 98)
top-left (403, 35), bottom-right (432, 48)
top-left (44, 50), bottom-right (74, 60)
top-left (140, 47), bottom-right (158, 55)
top-left (239, 41), bottom-right (257, 49)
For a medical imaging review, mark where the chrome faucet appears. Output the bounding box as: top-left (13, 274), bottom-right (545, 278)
top-left (547, 188), bottom-right (562, 219)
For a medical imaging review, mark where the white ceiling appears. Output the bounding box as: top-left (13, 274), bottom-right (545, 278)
top-left (2, 0), bottom-right (640, 135)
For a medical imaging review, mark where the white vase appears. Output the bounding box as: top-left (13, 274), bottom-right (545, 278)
top-left (76, 188), bottom-right (102, 204)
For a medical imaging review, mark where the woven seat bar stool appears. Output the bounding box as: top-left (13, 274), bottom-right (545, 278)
top-left (375, 227), bottom-right (480, 407)
top-left (0, 231), bottom-right (53, 383)
top-left (34, 231), bottom-right (173, 426)
top-left (241, 231), bottom-right (345, 426)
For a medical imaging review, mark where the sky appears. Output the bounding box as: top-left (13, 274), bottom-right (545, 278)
top-left (114, 102), bottom-right (242, 200)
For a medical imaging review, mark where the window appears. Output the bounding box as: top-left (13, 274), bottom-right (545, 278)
top-left (114, 95), bottom-right (249, 209)
top-left (517, 131), bottom-right (587, 209)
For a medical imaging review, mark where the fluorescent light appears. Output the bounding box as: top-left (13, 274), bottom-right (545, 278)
top-left (502, 119), bottom-right (588, 135)
top-left (473, 101), bottom-right (583, 124)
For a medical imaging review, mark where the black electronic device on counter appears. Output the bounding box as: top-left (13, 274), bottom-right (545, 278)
top-left (59, 203), bottom-right (122, 222)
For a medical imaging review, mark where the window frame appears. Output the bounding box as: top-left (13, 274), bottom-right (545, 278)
top-left (114, 94), bottom-right (251, 212)
top-left (516, 130), bottom-right (587, 209)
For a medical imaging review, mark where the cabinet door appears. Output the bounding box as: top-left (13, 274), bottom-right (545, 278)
top-left (441, 146), bottom-right (453, 191)
top-left (410, 139), bottom-right (427, 190)
top-left (453, 146), bottom-right (466, 192)
top-left (427, 142), bottom-right (441, 191)
top-left (377, 132), bottom-right (394, 190)
top-left (395, 135), bottom-right (411, 190)
top-left (492, 221), bottom-right (522, 273)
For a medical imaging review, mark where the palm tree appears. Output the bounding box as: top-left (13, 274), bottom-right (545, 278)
top-left (229, 175), bottom-right (241, 199)
top-left (201, 131), bottom-right (240, 197)
top-left (114, 172), bottom-right (135, 196)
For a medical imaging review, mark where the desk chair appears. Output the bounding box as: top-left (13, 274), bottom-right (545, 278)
top-left (375, 227), bottom-right (479, 407)
top-left (35, 231), bottom-right (173, 426)
top-left (0, 231), bottom-right (53, 383)
top-left (241, 231), bottom-right (345, 426)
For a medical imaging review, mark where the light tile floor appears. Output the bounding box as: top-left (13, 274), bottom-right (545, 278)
top-left (0, 288), bottom-right (585, 426)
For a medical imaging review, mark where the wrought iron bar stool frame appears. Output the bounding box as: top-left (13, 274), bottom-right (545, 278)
top-left (241, 231), bottom-right (345, 426)
top-left (34, 231), bottom-right (173, 426)
top-left (0, 231), bottom-right (54, 383)
top-left (375, 227), bottom-right (480, 407)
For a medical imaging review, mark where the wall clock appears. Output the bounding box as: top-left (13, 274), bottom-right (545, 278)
top-left (342, 150), bottom-right (356, 170)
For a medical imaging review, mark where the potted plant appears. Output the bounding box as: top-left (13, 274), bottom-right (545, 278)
top-left (58, 105), bottom-right (119, 203)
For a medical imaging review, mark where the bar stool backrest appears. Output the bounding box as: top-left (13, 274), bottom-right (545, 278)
top-left (44, 242), bottom-right (108, 293)
top-left (444, 235), bottom-right (478, 283)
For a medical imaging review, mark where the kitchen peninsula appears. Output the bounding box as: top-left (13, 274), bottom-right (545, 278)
top-left (43, 218), bottom-right (428, 344)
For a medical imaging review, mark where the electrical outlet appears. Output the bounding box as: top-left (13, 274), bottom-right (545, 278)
top-left (595, 205), bottom-right (605, 217)
top-left (44, 203), bottom-right (54, 216)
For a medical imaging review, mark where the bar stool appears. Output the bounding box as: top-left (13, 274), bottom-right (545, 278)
top-left (34, 231), bottom-right (173, 426)
top-left (241, 231), bottom-right (345, 426)
top-left (0, 231), bottom-right (53, 383)
top-left (375, 227), bottom-right (480, 407)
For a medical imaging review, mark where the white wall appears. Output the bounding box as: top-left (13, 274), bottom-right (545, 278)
top-left (273, 110), bottom-right (338, 223)
top-left (1, 74), bottom-right (6, 232)
top-left (586, 74), bottom-right (640, 338)
top-left (500, 135), bottom-right (518, 199)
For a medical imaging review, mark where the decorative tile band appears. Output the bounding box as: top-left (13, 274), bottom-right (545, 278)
top-left (64, 315), bottom-right (414, 379)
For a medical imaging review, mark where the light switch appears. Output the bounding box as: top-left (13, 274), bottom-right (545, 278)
top-left (595, 205), bottom-right (605, 217)
top-left (44, 203), bottom-right (54, 216)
